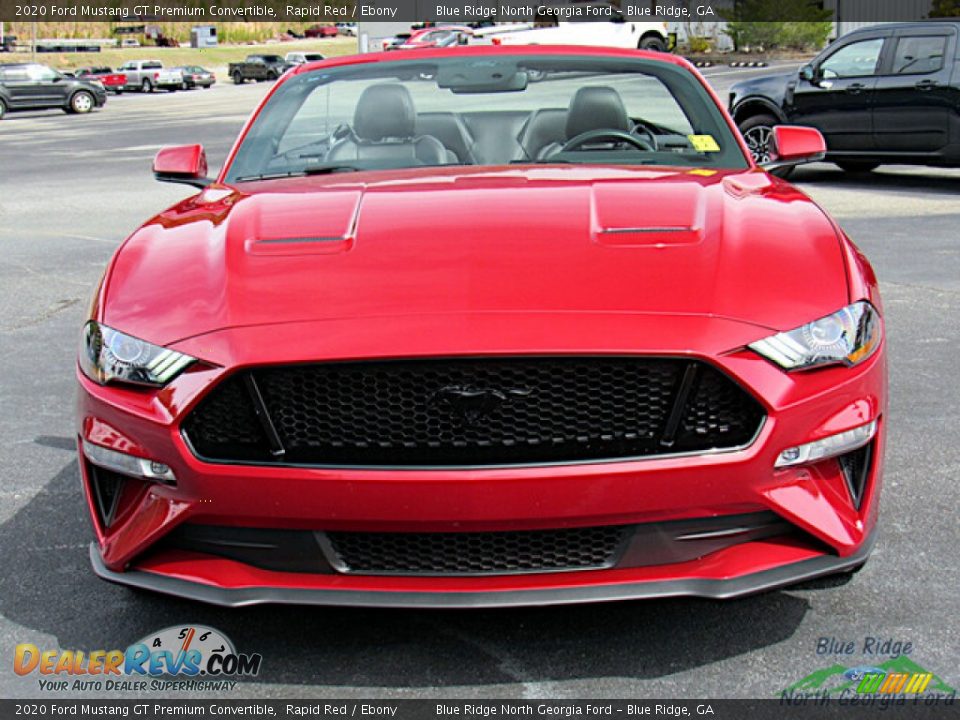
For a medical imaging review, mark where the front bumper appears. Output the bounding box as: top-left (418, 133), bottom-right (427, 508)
top-left (90, 532), bottom-right (875, 608)
top-left (77, 314), bottom-right (886, 607)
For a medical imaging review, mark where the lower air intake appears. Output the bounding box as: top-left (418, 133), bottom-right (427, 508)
top-left (323, 526), bottom-right (630, 576)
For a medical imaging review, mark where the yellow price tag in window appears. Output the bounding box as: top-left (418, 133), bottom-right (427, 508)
top-left (688, 134), bottom-right (721, 152)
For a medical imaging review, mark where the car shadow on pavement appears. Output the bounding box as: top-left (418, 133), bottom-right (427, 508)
top-left (1, 459), bottom-right (812, 688)
top-left (791, 165), bottom-right (960, 195)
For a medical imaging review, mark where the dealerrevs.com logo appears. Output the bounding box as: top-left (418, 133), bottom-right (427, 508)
top-left (14, 625), bottom-right (262, 693)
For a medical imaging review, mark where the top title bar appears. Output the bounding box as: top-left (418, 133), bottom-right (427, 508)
top-left (0, 0), bottom-right (946, 24)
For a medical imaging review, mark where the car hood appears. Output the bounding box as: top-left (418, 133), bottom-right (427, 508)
top-left (103, 166), bottom-right (849, 348)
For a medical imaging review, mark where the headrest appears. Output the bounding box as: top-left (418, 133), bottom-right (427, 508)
top-left (566, 86), bottom-right (631, 139)
top-left (354, 83), bottom-right (416, 141)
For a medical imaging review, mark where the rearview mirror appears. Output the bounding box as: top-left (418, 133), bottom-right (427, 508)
top-left (153, 144), bottom-right (211, 189)
top-left (799, 64), bottom-right (816, 82)
top-left (437, 62), bottom-right (528, 94)
top-left (761, 126), bottom-right (826, 172)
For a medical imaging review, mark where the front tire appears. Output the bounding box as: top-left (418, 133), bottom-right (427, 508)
top-left (141, 78), bottom-right (153, 93)
top-left (836, 161), bottom-right (879, 174)
top-left (69, 90), bottom-right (95, 114)
top-left (232, 71), bottom-right (244, 85)
top-left (0, 98), bottom-right (6, 121)
top-left (639, 34), bottom-right (667, 52)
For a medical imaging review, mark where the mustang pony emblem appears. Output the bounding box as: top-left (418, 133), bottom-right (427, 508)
top-left (431, 385), bottom-right (533, 424)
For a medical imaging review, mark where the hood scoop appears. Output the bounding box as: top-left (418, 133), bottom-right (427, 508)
top-left (242, 189), bottom-right (363, 256)
top-left (595, 224), bottom-right (700, 247)
top-left (591, 181), bottom-right (705, 247)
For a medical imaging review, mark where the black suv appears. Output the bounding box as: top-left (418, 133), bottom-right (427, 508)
top-left (0, 63), bottom-right (107, 120)
top-left (730, 21), bottom-right (960, 172)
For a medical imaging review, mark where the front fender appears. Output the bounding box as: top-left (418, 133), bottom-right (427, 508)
top-left (731, 96), bottom-right (788, 124)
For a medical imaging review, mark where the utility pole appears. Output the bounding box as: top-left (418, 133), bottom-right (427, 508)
top-left (31, 21), bottom-right (37, 61)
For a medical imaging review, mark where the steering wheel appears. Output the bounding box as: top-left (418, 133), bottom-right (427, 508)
top-left (631, 124), bottom-right (658, 149)
top-left (561, 129), bottom-right (654, 153)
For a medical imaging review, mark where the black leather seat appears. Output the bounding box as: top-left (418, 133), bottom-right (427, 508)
top-left (517, 108), bottom-right (568, 161)
top-left (327, 84), bottom-right (450, 166)
top-left (417, 109), bottom-right (568, 165)
top-left (537, 86), bottom-right (632, 159)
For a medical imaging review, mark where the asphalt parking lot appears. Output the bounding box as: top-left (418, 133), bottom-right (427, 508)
top-left (0, 63), bottom-right (958, 699)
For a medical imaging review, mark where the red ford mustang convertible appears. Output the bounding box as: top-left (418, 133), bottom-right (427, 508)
top-left (77, 46), bottom-right (886, 607)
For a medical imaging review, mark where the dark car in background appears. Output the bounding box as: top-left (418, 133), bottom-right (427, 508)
top-left (0, 63), bottom-right (107, 120)
top-left (730, 21), bottom-right (960, 172)
top-left (228, 55), bottom-right (291, 84)
top-left (174, 66), bottom-right (215, 90)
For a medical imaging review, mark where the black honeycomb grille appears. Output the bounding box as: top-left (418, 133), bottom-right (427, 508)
top-left (182, 357), bottom-right (765, 467)
top-left (325, 525), bottom-right (629, 575)
top-left (674, 366), bottom-right (763, 452)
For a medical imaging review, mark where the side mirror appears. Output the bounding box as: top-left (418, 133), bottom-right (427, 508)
top-left (153, 144), bottom-right (211, 189)
top-left (762, 126), bottom-right (826, 171)
top-left (799, 64), bottom-right (816, 82)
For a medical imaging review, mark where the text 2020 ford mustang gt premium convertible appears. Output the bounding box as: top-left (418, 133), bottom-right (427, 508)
top-left (77, 47), bottom-right (886, 607)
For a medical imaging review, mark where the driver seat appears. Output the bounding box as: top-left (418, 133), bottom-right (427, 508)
top-left (536, 86), bottom-right (632, 160)
top-left (327, 84), bottom-right (450, 165)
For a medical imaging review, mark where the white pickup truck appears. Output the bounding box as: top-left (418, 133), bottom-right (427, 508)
top-left (117, 60), bottom-right (184, 93)
top-left (490, 3), bottom-right (670, 51)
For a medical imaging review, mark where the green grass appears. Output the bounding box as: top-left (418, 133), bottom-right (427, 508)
top-left (6, 37), bottom-right (358, 74)
top-left (6, 20), bottom-right (345, 44)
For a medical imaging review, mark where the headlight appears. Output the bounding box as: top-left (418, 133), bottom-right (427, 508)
top-left (749, 301), bottom-right (881, 371)
top-left (79, 321), bottom-right (195, 387)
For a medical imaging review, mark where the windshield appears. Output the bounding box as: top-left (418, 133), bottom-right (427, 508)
top-left (225, 54), bottom-right (748, 183)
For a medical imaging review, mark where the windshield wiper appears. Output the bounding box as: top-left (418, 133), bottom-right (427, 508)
top-left (233, 165), bottom-right (360, 182)
top-left (303, 164), bottom-right (362, 175)
top-left (510, 158), bottom-right (662, 165)
top-left (511, 158), bottom-right (574, 165)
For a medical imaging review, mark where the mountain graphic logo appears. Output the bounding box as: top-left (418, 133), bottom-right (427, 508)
top-left (780, 656), bottom-right (956, 697)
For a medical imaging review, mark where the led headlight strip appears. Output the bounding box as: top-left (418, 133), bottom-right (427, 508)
top-left (775, 420), bottom-right (877, 468)
top-left (82, 440), bottom-right (176, 484)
